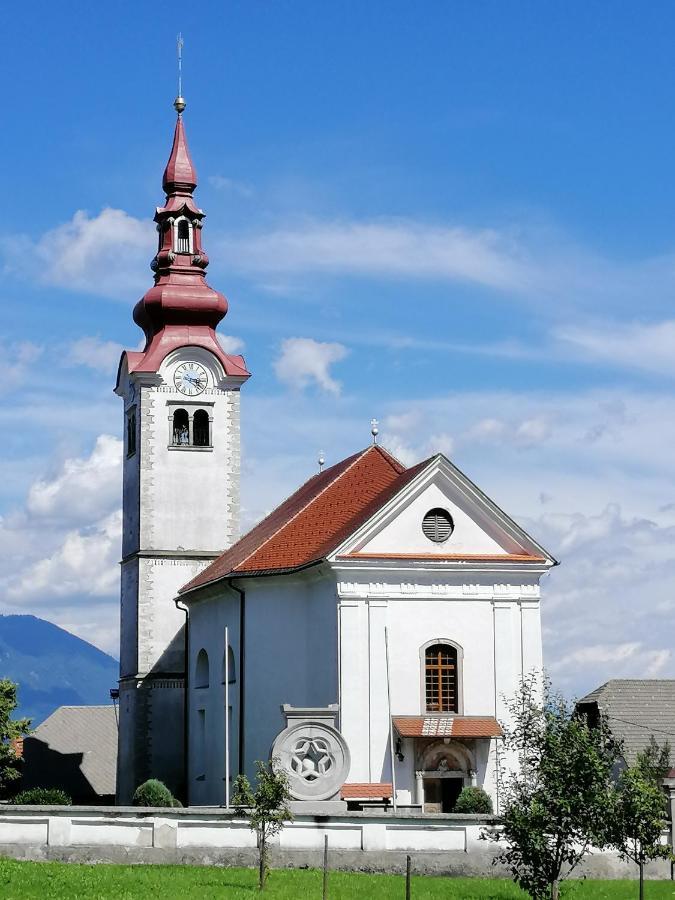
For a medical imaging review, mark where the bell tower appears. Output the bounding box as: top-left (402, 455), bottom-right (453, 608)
top-left (114, 95), bottom-right (250, 803)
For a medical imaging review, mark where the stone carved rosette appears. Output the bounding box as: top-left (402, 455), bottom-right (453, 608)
top-left (272, 707), bottom-right (350, 801)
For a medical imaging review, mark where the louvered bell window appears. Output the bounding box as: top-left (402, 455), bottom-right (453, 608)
top-left (422, 508), bottom-right (454, 543)
top-left (425, 644), bottom-right (458, 712)
top-left (176, 219), bottom-right (191, 253)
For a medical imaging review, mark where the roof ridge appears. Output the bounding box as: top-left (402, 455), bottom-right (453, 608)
top-left (231, 446), bottom-right (375, 574)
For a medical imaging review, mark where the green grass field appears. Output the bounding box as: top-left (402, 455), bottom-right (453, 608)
top-left (0, 860), bottom-right (672, 898)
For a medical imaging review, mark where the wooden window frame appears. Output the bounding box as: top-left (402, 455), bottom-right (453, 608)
top-left (419, 639), bottom-right (463, 715)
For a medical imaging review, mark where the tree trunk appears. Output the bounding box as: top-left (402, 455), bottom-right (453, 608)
top-left (639, 860), bottom-right (644, 900)
top-left (551, 880), bottom-right (560, 900)
top-left (259, 831), bottom-right (266, 890)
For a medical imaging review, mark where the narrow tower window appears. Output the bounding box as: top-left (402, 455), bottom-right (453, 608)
top-left (193, 409), bottom-right (210, 447)
top-left (126, 409), bottom-right (137, 456)
top-left (176, 218), bottom-right (191, 253)
top-left (172, 409), bottom-right (190, 445)
top-left (195, 649), bottom-right (210, 689)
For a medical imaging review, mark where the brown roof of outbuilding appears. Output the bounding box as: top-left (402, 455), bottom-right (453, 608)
top-left (577, 679), bottom-right (675, 767)
top-left (181, 445), bottom-right (428, 593)
top-left (341, 782), bottom-right (393, 799)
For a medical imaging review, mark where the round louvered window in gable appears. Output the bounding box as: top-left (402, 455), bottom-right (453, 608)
top-left (422, 508), bottom-right (454, 543)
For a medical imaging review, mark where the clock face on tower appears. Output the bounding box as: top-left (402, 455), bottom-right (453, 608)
top-left (174, 362), bottom-right (208, 396)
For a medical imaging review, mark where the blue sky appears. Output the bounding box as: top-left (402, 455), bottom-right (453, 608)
top-left (2, 2), bottom-right (675, 695)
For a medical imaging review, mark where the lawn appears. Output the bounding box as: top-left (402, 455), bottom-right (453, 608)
top-left (0, 860), bottom-right (672, 898)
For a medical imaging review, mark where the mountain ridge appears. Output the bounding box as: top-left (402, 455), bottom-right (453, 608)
top-left (0, 614), bottom-right (119, 725)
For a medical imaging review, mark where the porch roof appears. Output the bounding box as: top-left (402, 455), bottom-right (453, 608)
top-left (393, 715), bottom-right (503, 738)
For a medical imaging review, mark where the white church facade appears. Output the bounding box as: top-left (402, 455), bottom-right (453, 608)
top-left (115, 98), bottom-right (556, 812)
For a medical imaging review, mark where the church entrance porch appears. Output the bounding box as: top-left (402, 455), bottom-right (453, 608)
top-left (422, 774), bottom-right (464, 813)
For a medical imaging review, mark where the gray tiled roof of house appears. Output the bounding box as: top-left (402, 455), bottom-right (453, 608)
top-left (29, 705), bottom-right (117, 797)
top-left (577, 680), bottom-right (675, 766)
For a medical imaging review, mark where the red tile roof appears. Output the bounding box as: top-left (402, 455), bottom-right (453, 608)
top-left (393, 716), bottom-right (503, 738)
top-left (341, 782), bottom-right (393, 799)
top-left (181, 446), bottom-right (428, 593)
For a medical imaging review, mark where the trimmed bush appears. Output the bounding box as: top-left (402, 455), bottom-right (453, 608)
top-left (12, 787), bottom-right (71, 805)
top-left (453, 786), bottom-right (493, 814)
top-left (132, 779), bottom-right (181, 808)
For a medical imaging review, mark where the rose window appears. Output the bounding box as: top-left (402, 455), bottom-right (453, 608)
top-left (290, 737), bottom-right (333, 782)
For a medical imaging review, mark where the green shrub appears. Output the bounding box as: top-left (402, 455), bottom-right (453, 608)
top-left (453, 786), bottom-right (493, 814)
top-left (12, 787), bottom-right (71, 805)
top-left (132, 779), bottom-right (180, 808)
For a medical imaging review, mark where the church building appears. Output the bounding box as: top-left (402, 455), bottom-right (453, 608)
top-left (115, 96), bottom-right (557, 812)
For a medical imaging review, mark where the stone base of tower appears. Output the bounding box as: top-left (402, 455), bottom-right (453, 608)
top-left (116, 675), bottom-right (185, 805)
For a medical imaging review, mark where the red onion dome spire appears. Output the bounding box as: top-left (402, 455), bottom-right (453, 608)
top-left (125, 98), bottom-right (249, 381)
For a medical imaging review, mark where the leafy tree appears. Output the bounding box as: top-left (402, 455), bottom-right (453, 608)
top-left (0, 679), bottom-right (31, 798)
top-left (232, 758), bottom-right (293, 890)
top-left (490, 673), bottom-right (621, 900)
top-left (610, 737), bottom-right (672, 900)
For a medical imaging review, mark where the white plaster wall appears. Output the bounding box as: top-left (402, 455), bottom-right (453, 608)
top-left (336, 569), bottom-right (544, 813)
top-left (356, 478), bottom-right (520, 557)
top-left (186, 587), bottom-right (241, 807)
top-left (186, 571), bottom-right (339, 804)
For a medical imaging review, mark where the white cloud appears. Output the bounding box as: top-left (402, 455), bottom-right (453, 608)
top-left (26, 435), bottom-right (121, 522)
top-left (556, 318), bottom-right (675, 377)
top-left (66, 336), bottom-right (124, 375)
top-left (222, 219), bottom-right (529, 292)
top-left (208, 175), bottom-right (253, 197)
top-left (0, 342), bottom-right (43, 393)
top-left (7, 208), bottom-right (155, 300)
top-left (216, 332), bottom-right (245, 354)
top-left (274, 337), bottom-right (349, 395)
top-left (7, 509), bottom-right (121, 602)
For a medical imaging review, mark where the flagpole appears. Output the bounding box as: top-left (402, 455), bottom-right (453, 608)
top-left (225, 626), bottom-right (230, 809)
top-left (384, 626), bottom-right (397, 814)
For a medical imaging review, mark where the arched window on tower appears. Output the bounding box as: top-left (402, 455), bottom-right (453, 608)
top-left (195, 649), bottom-right (210, 689)
top-left (176, 218), bottom-right (191, 254)
top-left (172, 409), bottom-right (190, 446)
top-left (424, 643), bottom-right (459, 713)
top-left (193, 409), bottom-right (210, 447)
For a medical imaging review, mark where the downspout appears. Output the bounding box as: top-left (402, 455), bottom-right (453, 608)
top-left (174, 596), bottom-right (189, 804)
top-left (230, 580), bottom-right (246, 777)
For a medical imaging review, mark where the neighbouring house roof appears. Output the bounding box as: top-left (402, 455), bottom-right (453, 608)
top-left (393, 716), bottom-right (503, 739)
top-left (341, 782), bottom-right (393, 800)
top-left (577, 679), bottom-right (675, 767)
top-left (20, 705), bottom-right (117, 800)
top-left (181, 445), bottom-right (428, 592)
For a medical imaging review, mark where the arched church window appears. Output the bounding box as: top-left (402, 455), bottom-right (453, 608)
top-left (195, 649), bottom-right (209, 689)
top-left (425, 643), bottom-right (458, 713)
top-left (126, 409), bottom-right (136, 456)
top-left (222, 645), bottom-right (236, 685)
top-left (172, 409), bottom-right (190, 446)
top-left (176, 218), bottom-right (191, 254)
top-left (193, 409), bottom-right (210, 447)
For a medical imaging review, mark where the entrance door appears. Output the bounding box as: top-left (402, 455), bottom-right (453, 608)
top-left (423, 777), bottom-right (464, 813)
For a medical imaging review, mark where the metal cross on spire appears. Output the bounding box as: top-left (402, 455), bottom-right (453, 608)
top-left (174, 33), bottom-right (186, 114)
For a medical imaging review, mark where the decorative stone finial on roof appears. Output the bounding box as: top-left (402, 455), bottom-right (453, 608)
top-left (318, 451), bottom-right (325, 472)
top-left (371, 418), bottom-right (379, 445)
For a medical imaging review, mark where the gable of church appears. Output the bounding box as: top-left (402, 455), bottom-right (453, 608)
top-left (330, 454), bottom-right (554, 565)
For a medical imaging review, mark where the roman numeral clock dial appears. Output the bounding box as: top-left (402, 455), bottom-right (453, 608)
top-left (174, 362), bottom-right (208, 396)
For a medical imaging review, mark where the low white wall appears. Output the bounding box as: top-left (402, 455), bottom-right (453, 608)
top-left (0, 806), bottom-right (670, 880)
top-left (0, 806), bottom-right (488, 853)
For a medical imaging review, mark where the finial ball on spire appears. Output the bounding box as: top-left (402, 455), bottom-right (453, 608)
top-left (174, 96), bottom-right (186, 114)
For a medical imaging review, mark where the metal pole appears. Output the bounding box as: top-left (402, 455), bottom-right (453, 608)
top-left (322, 833), bottom-right (328, 900)
top-left (225, 626), bottom-right (230, 809)
top-left (406, 854), bottom-right (411, 900)
top-left (384, 626), bottom-right (397, 814)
